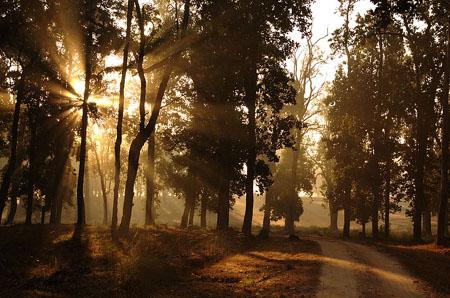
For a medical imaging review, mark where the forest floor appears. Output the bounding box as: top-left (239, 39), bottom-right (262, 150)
top-left (0, 225), bottom-right (449, 297)
top-left (0, 225), bottom-right (321, 297)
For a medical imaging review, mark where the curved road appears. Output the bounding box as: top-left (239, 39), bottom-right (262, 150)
top-left (316, 238), bottom-right (427, 298)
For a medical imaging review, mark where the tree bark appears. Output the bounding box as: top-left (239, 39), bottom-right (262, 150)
top-left (118, 0), bottom-right (190, 237)
top-left (25, 108), bottom-right (37, 225)
top-left (259, 190), bottom-right (272, 238)
top-left (94, 144), bottom-right (108, 225)
top-left (0, 75), bottom-right (24, 220)
top-left (188, 198), bottom-right (195, 227)
top-left (437, 10), bottom-right (450, 245)
top-left (384, 165), bottom-right (391, 237)
top-left (50, 133), bottom-right (72, 224)
top-left (118, 71), bottom-right (170, 236)
top-left (330, 203), bottom-right (338, 233)
top-left (112, 0), bottom-right (134, 235)
top-left (181, 196), bottom-right (191, 228)
top-left (413, 115), bottom-right (426, 241)
top-left (422, 211), bottom-right (432, 237)
top-left (242, 53), bottom-right (257, 236)
top-left (285, 209), bottom-right (295, 236)
top-left (134, 2), bottom-right (155, 227)
top-left (286, 132), bottom-right (301, 237)
top-left (371, 187), bottom-right (380, 239)
top-left (217, 175), bottom-right (230, 232)
top-left (6, 181), bottom-right (19, 225)
top-left (361, 222), bottom-right (366, 238)
top-left (343, 180), bottom-right (351, 238)
top-left (145, 135), bottom-right (155, 225)
top-left (200, 191), bottom-right (207, 228)
top-left (74, 0), bottom-right (95, 238)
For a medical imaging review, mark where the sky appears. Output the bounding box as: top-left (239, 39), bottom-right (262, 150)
top-left (290, 0), bottom-right (375, 86)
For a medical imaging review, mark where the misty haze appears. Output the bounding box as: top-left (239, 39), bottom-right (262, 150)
top-left (0, 0), bottom-right (449, 297)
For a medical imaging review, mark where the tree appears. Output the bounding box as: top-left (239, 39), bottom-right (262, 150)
top-left (240, 0), bottom-right (312, 236)
top-left (437, 2), bottom-right (450, 245)
top-left (118, 0), bottom-right (191, 236)
top-left (111, 0), bottom-right (134, 235)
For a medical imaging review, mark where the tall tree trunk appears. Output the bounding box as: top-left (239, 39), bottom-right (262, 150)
top-left (94, 144), bottom-right (108, 225)
top-left (217, 175), bottom-right (230, 232)
top-left (286, 132), bottom-right (301, 237)
top-left (343, 180), bottom-right (351, 238)
top-left (371, 30), bottom-right (385, 240)
top-left (181, 194), bottom-right (192, 228)
top-left (6, 181), bottom-right (19, 225)
top-left (6, 198), bottom-right (17, 225)
top-left (437, 10), bottom-right (450, 245)
top-left (40, 207), bottom-right (45, 224)
top-left (119, 71), bottom-right (170, 236)
top-left (384, 164), bottom-right (391, 237)
top-left (188, 198), bottom-right (195, 227)
top-left (200, 191), bottom-right (207, 229)
top-left (50, 137), bottom-right (72, 224)
top-left (118, 0), bottom-right (190, 236)
top-left (135, 2), bottom-right (154, 226)
top-left (371, 187), bottom-right (380, 239)
top-left (259, 190), bottom-right (272, 238)
top-left (422, 211), bottom-right (432, 237)
top-left (0, 76), bottom-right (24, 220)
top-left (112, 0), bottom-right (134, 235)
top-left (25, 108), bottom-right (36, 225)
top-left (329, 203), bottom-right (338, 233)
top-left (285, 209), bottom-right (295, 236)
top-left (413, 118), bottom-right (426, 241)
top-left (53, 158), bottom-right (73, 224)
top-left (74, 0), bottom-right (95, 238)
top-left (242, 57), bottom-right (257, 236)
top-left (145, 135), bottom-right (155, 225)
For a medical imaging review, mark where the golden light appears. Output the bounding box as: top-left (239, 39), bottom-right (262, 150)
top-left (71, 79), bottom-right (85, 97)
top-left (90, 95), bottom-right (115, 108)
top-left (92, 122), bottom-right (104, 142)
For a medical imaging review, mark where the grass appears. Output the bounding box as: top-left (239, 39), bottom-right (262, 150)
top-left (0, 225), bottom-right (322, 297)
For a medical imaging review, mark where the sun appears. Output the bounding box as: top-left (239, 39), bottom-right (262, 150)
top-left (71, 79), bottom-right (85, 97)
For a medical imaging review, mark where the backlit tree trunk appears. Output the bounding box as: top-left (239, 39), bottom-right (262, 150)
top-left (259, 190), bottom-right (272, 238)
top-left (74, 0), bottom-right (95, 238)
top-left (0, 75), bottom-right (24, 220)
top-left (217, 176), bottom-right (230, 232)
top-left (50, 135), bottom-right (72, 224)
top-left (188, 199), bottom-right (195, 227)
top-left (242, 53), bottom-right (257, 236)
top-left (118, 0), bottom-right (190, 236)
top-left (422, 211), bottom-right (432, 237)
top-left (25, 107), bottom-right (37, 225)
top-left (200, 192), bottom-right (207, 228)
top-left (94, 144), bottom-right (108, 225)
top-left (384, 164), bottom-right (391, 237)
top-left (6, 181), bottom-right (19, 225)
top-left (112, 0), bottom-right (133, 235)
top-left (343, 180), bottom-right (351, 238)
top-left (413, 113), bottom-right (426, 241)
top-left (181, 193), bottom-right (193, 228)
top-left (134, 1), bottom-right (155, 227)
top-left (330, 203), bottom-right (338, 233)
top-left (145, 135), bottom-right (155, 225)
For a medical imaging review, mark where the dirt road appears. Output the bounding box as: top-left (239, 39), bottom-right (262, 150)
top-left (316, 238), bottom-right (427, 298)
